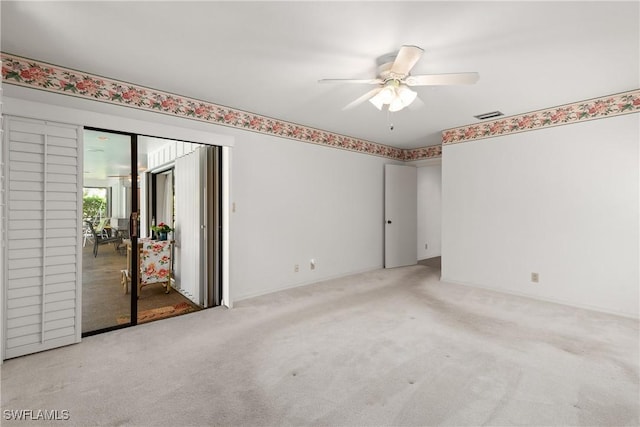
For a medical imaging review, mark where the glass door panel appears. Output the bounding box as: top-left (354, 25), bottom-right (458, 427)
top-left (81, 129), bottom-right (134, 334)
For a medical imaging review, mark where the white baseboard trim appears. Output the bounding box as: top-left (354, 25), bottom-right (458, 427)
top-left (233, 265), bottom-right (383, 303)
top-left (440, 275), bottom-right (639, 320)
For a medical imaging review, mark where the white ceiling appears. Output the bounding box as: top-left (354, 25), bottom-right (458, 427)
top-left (2, 1), bottom-right (639, 150)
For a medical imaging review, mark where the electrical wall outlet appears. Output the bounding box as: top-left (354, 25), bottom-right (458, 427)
top-left (425, 243), bottom-right (428, 250)
top-left (294, 264), bottom-right (299, 273)
top-left (310, 259), bottom-right (316, 270)
top-left (531, 272), bottom-right (539, 283)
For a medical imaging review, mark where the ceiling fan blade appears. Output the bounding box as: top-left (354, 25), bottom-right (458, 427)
top-left (343, 88), bottom-right (383, 110)
top-left (390, 45), bottom-right (424, 75)
top-left (318, 78), bottom-right (383, 85)
top-left (405, 72), bottom-right (480, 86)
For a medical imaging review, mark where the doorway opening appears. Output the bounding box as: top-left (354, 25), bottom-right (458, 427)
top-left (81, 128), bottom-right (222, 336)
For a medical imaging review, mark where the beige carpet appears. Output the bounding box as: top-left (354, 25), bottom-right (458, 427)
top-left (2, 264), bottom-right (638, 426)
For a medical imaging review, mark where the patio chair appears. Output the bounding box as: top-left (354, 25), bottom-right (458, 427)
top-left (84, 220), bottom-right (122, 257)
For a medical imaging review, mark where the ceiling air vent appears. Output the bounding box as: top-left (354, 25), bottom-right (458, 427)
top-left (474, 111), bottom-right (503, 120)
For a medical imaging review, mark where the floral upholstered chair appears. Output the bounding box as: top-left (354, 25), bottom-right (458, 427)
top-left (122, 240), bottom-right (173, 297)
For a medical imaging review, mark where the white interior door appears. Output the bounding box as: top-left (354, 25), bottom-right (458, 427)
top-left (384, 164), bottom-right (417, 268)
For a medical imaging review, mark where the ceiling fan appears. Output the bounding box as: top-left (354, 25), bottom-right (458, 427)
top-left (319, 45), bottom-right (479, 112)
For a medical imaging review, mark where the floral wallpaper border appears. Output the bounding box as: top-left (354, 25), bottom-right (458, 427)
top-left (1, 52), bottom-right (429, 161)
top-left (403, 145), bottom-right (442, 161)
top-left (3, 53), bottom-right (637, 160)
top-left (442, 89), bottom-right (640, 145)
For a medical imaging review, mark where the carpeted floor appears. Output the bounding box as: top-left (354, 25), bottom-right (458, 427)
top-left (2, 263), bottom-right (638, 426)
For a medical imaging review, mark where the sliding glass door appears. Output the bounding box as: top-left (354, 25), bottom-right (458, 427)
top-left (81, 130), bottom-right (222, 335)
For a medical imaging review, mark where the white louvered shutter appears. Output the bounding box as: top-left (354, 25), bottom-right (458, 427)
top-left (3, 116), bottom-right (82, 359)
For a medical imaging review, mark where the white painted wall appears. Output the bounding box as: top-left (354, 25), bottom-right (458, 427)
top-left (416, 163), bottom-right (442, 260)
top-left (441, 114), bottom-right (639, 318)
top-left (229, 131), bottom-right (391, 301)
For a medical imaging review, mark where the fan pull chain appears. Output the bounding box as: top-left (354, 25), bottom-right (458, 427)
top-left (387, 109), bottom-right (394, 131)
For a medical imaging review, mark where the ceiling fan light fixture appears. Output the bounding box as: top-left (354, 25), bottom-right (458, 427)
top-left (381, 86), bottom-right (396, 103)
top-left (397, 85), bottom-right (417, 106)
top-left (388, 100), bottom-right (404, 112)
top-left (369, 94), bottom-right (385, 110)
top-left (369, 86), bottom-right (394, 110)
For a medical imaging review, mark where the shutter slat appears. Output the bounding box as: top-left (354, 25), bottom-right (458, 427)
top-left (9, 118), bottom-right (47, 133)
top-left (10, 151), bottom-right (44, 164)
top-left (7, 267), bottom-right (42, 280)
top-left (8, 276), bottom-right (43, 289)
top-left (47, 201), bottom-right (77, 211)
top-left (9, 130), bottom-right (44, 144)
top-left (46, 155), bottom-right (77, 166)
top-left (8, 286), bottom-right (42, 299)
top-left (9, 247), bottom-right (43, 259)
top-left (8, 171), bottom-right (44, 182)
top-left (10, 180), bottom-right (43, 191)
top-left (48, 136), bottom-right (77, 148)
top-left (9, 210), bottom-right (76, 220)
top-left (7, 314), bottom-right (41, 329)
top-left (9, 258), bottom-right (43, 269)
top-left (48, 146), bottom-right (77, 157)
top-left (9, 220), bottom-right (43, 230)
top-left (7, 323), bottom-right (41, 339)
top-left (46, 228), bottom-right (77, 238)
top-left (46, 281), bottom-right (75, 294)
top-left (45, 318), bottom-right (75, 331)
top-left (45, 299), bottom-right (75, 313)
top-left (46, 265), bottom-right (76, 276)
top-left (9, 210), bottom-right (44, 220)
top-left (10, 140), bottom-right (44, 154)
top-left (47, 192), bottom-right (77, 201)
top-left (47, 173), bottom-right (77, 183)
top-left (46, 255), bottom-right (76, 266)
top-left (9, 229), bottom-right (43, 240)
top-left (45, 125), bottom-right (78, 139)
top-left (7, 295), bottom-right (41, 309)
top-left (8, 305), bottom-right (41, 319)
top-left (45, 290), bottom-right (75, 303)
top-left (8, 201), bottom-right (44, 211)
top-left (10, 161), bottom-right (45, 172)
top-left (7, 333), bottom-right (42, 349)
top-left (46, 237), bottom-right (78, 248)
top-left (9, 191), bottom-right (43, 201)
top-left (45, 309), bottom-right (75, 322)
top-left (47, 163), bottom-right (77, 175)
top-left (46, 273), bottom-right (77, 285)
top-left (47, 183), bottom-right (78, 193)
top-left (18, 239), bottom-right (76, 250)
top-left (44, 326), bottom-right (76, 341)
